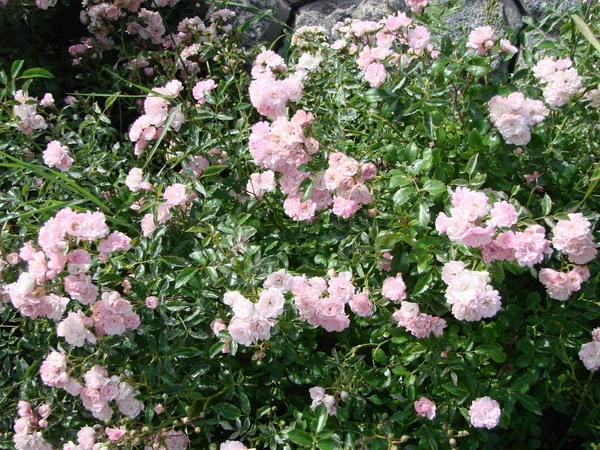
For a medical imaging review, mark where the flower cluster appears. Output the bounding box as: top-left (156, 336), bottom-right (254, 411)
top-left (90, 291), bottom-right (140, 337)
top-left (325, 152), bottom-right (374, 219)
top-left (43, 141), bottom-right (73, 171)
top-left (467, 26), bottom-right (495, 56)
top-left (220, 441), bottom-right (247, 450)
top-left (469, 396), bottom-right (502, 429)
top-left (436, 187), bottom-right (554, 267)
top-left (405, 0), bottom-right (429, 13)
top-left (129, 79), bottom-right (185, 155)
top-left (79, 365), bottom-right (144, 420)
top-left (220, 286), bottom-right (285, 346)
top-left (442, 261), bottom-right (501, 321)
top-left (192, 79), bottom-right (217, 104)
top-left (392, 301), bottom-right (447, 338)
top-left (249, 50), bottom-right (303, 119)
top-left (145, 430), bottom-right (190, 450)
top-left (13, 89), bottom-right (49, 134)
top-left (539, 266), bottom-right (590, 301)
top-left (13, 401), bottom-right (53, 450)
top-left (40, 351), bottom-right (82, 395)
top-left (62, 426), bottom-right (97, 450)
top-left (551, 213), bottom-right (597, 264)
top-left (532, 57), bottom-right (583, 107)
top-left (488, 92), bottom-right (548, 145)
top-left (579, 328), bottom-right (600, 371)
top-left (331, 14), bottom-right (438, 88)
top-left (309, 386), bottom-right (338, 416)
top-left (292, 271), bottom-right (365, 332)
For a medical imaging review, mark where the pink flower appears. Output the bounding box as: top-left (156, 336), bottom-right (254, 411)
top-left (349, 292), bottom-right (373, 317)
top-left (499, 39), bottom-right (518, 55)
top-left (467, 26), bottom-right (495, 55)
top-left (552, 213), bottom-right (597, 264)
top-left (363, 63), bottom-right (387, 88)
top-left (361, 163), bottom-right (377, 180)
top-left (163, 430), bottom-right (189, 450)
top-left (407, 25), bottom-right (430, 50)
top-left (469, 397), bottom-right (501, 429)
top-left (332, 196), bottom-right (360, 219)
top-left (513, 225), bottom-right (552, 267)
top-left (489, 201), bottom-right (519, 228)
top-left (220, 441), bottom-right (247, 450)
top-left (154, 404), bottom-right (164, 414)
top-left (192, 79), bottom-right (217, 104)
top-left (163, 183), bottom-right (188, 206)
top-left (524, 171), bottom-right (540, 184)
top-left (382, 274), bottom-right (407, 302)
top-left (256, 288), bottom-right (285, 318)
top-left (145, 296), bottom-right (159, 309)
top-left (57, 311), bottom-right (97, 347)
top-left (405, 0), bottom-right (429, 13)
top-left (43, 141), bottom-right (73, 171)
top-left (414, 397), bottom-right (436, 419)
top-left (580, 340), bottom-right (600, 370)
top-left (98, 231), bottom-right (132, 253)
top-left (105, 426), bottom-right (127, 441)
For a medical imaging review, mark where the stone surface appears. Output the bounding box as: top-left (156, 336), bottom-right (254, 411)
top-left (519, 0), bottom-right (581, 21)
top-left (294, 0), bottom-right (392, 34)
top-left (233, 0), bottom-right (292, 46)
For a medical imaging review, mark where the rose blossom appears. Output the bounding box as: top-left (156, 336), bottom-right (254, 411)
top-left (414, 396), bottom-right (436, 420)
top-left (469, 397), bottom-right (501, 429)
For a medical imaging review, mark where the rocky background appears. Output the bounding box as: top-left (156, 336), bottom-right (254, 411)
top-left (233, 0), bottom-right (582, 52)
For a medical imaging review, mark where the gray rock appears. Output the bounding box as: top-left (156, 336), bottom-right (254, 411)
top-left (519, 0), bottom-right (581, 21)
top-left (233, 0), bottom-right (292, 46)
top-left (294, 0), bottom-right (392, 35)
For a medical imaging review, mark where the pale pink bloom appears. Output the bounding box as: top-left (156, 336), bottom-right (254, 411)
top-left (552, 213), bottom-right (597, 264)
top-left (543, 68), bottom-right (583, 108)
top-left (125, 168), bottom-right (144, 192)
top-left (220, 441), bottom-right (247, 450)
top-left (297, 52), bottom-right (322, 72)
top-left (7, 252), bottom-right (20, 264)
top-left (246, 171), bottom-right (276, 200)
top-left (69, 249), bottom-right (91, 264)
top-left (43, 141), bottom-right (73, 171)
top-left (13, 431), bottom-right (54, 450)
top-left (283, 196), bottom-right (317, 221)
top-left (163, 183), bottom-right (188, 206)
top-left (256, 288), bottom-right (285, 318)
top-left (162, 430), bottom-right (190, 450)
top-left (407, 25), bottom-right (430, 50)
top-left (40, 93), bottom-right (55, 107)
top-left (467, 26), bottom-right (495, 55)
top-left (405, 0), bottom-right (429, 12)
top-left (532, 57), bottom-right (557, 82)
top-left (513, 224), bottom-right (552, 267)
top-left (382, 274), bottom-right (407, 302)
top-left (141, 214), bottom-right (157, 237)
top-left (499, 39), bottom-right (518, 55)
top-left (349, 292), bottom-right (373, 317)
top-left (332, 196), bottom-right (360, 219)
top-left (264, 269), bottom-right (293, 293)
top-left (538, 268), bottom-right (571, 301)
top-left (105, 426), bottom-right (127, 441)
top-left (328, 272), bottom-right (355, 303)
top-left (227, 317), bottom-right (254, 346)
top-left (192, 79), bottom-right (217, 104)
top-left (469, 397), bottom-right (501, 429)
top-left (64, 273), bottom-right (98, 305)
top-left (385, 12), bottom-right (412, 30)
top-left (361, 163), bottom-right (377, 180)
top-left (451, 187), bottom-right (490, 222)
top-left (98, 231), bottom-right (132, 253)
top-left (441, 260), bottom-right (466, 284)
top-left (579, 341), bottom-right (600, 371)
top-left (445, 269), bottom-right (501, 321)
top-left (592, 327), bottom-right (600, 342)
top-left (363, 63), bottom-right (387, 87)
top-left (57, 311), bottom-right (97, 347)
top-left (380, 251), bottom-right (393, 272)
top-left (145, 296), bottom-right (159, 309)
top-left (154, 403), bottom-right (164, 414)
top-left (40, 351), bottom-right (70, 389)
top-left (495, 114), bottom-right (530, 145)
top-left (414, 397), bottom-right (436, 419)
top-left (489, 201), bottom-right (519, 228)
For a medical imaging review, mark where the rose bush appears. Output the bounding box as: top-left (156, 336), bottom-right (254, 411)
top-left (0, 0), bottom-right (599, 448)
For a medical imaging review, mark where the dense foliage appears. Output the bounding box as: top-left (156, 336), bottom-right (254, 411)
top-left (1, 0), bottom-right (599, 449)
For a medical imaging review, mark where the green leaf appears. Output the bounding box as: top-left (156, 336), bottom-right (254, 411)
top-left (393, 187), bottom-right (417, 208)
top-left (287, 430), bottom-right (314, 447)
top-left (423, 180), bottom-right (445, 196)
top-left (412, 273), bottom-right (433, 296)
top-left (468, 129), bottom-right (482, 150)
top-left (465, 153), bottom-right (479, 176)
top-left (466, 64), bottom-right (491, 76)
top-left (314, 403), bottom-right (328, 434)
top-left (513, 391), bottom-right (542, 415)
top-left (200, 165), bottom-right (228, 178)
top-left (11, 60), bottom-right (24, 79)
top-left (571, 14), bottom-right (600, 53)
top-left (317, 439), bottom-right (338, 450)
top-left (541, 194), bottom-right (552, 216)
top-left (20, 68), bottom-right (54, 79)
top-left (364, 88), bottom-right (388, 102)
top-left (175, 267), bottom-right (198, 289)
top-left (214, 403), bottom-right (241, 420)
top-left (535, 39), bottom-right (556, 50)
top-left (474, 343), bottom-right (507, 363)
top-left (417, 203), bottom-right (430, 226)
top-left (0, 70), bottom-right (7, 85)
top-left (390, 174), bottom-right (412, 189)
